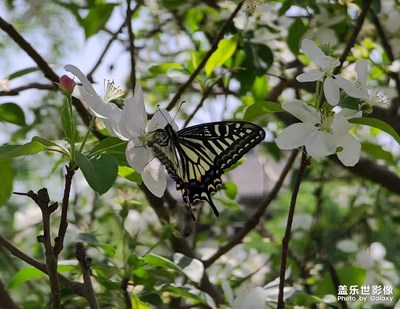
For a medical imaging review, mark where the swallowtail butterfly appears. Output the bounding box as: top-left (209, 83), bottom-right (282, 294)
top-left (147, 121), bottom-right (265, 218)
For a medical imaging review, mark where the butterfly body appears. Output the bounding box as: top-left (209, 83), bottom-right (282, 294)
top-left (147, 121), bottom-right (265, 217)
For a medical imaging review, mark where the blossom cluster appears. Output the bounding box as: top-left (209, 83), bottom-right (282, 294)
top-left (275, 39), bottom-right (389, 167)
top-left (64, 65), bottom-right (172, 197)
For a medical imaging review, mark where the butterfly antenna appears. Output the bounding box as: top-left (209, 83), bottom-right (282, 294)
top-left (172, 101), bottom-right (185, 123)
top-left (156, 104), bottom-right (171, 124)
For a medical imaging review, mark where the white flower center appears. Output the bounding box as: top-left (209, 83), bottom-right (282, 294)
top-left (366, 89), bottom-right (390, 106)
top-left (322, 56), bottom-right (340, 76)
top-left (103, 80), bottom-right (125, 103)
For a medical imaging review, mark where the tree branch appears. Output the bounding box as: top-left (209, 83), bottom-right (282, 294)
top-left (125, 0), bottom-right (143, 90)
top-left (75, 243), bottom-right (99, 309)
top-left (165, 1), bottom-right (244, 110)
top-left (370, 11), bottom-right (400, 115)
top-left (0, 15), bottom-right (97, 136)
top-left (0, 83), bottom-right (56, 96)
top-left (336, 0), bottom-right (373, 72)
top-left (87, 21), bottom-right (126, 81)
top-left (277, 150), bottom-right (309, 309)
top-left (15, 189), bottom-right (61, 309)
top-left (54, 165), bottom-right (76, 257)
top-left (0, 234), bottom-right (85, 297)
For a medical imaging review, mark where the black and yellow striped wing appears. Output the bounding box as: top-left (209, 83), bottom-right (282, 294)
top-left (147, 121), bottom-right (265, 217)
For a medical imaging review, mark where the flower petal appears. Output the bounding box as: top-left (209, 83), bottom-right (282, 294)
top-left (121, 87), bottom-right (147, 137)
top-left (337, 108), bottom-right (362, 119)
top-left (301, 39), bottom-right (326, 68)
top-left (64, 64), bottom-right (97, 96)
top-left (275, 123), bottom-right (318, 149)
top-left (332, 113), bottom-right (351, 137)
top-left (126, 138), bottom-right (152, 172)
top-left (305, 130), bottom-right (336, 158)
top-left (324, 77), bottom-right (340, 106)
top-left (335, 133), bottom-right (361, 166)
top-left (148, 109), bottom-right (178, 131)
top-left (282, 100), bottom-right (320, 124)
top-left (142, 159), bottom-right (167, 197)
top-left (79, 86), bottom-right (122, 120)
top-left (296, 70), bottom-right (324, 82)
top-left (335, 75), bottom-right (367, 99)
top-left (355, 59), bottom-right (368, 86)
top-left (104, 119), bottom-right (130, 141)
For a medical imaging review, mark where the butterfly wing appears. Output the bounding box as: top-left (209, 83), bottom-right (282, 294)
top-left (149, 121), bottom-right (265, 217)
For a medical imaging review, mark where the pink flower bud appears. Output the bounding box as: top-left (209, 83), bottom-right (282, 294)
top-left (59, 75), bottom-right (76, 94)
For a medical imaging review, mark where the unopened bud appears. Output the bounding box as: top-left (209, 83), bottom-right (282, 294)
top-left (59, 75), bottom-right (76, 94)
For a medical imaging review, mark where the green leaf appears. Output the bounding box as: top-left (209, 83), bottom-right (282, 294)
top-left (223, 181), bottom-right (237, 200)
top-left (76, 233), bottom-right (116, 257)
top-left (339, 96), bottom-right (360, 110)
top-left (149, 63), bottom-right (183, 75)
top-left (0, 136), bottom-right (69, 163)
top-left (162, 285), bottom-right (208, 305)
top-left (118, 166), bottom-right (142, 184)
top-left (315, 266), bottom-right (366, 296)
top-left (89, 137), bottom-right (126, 155)
top-left (244, 101), bottom-right (283, 121)
top-left (131, 293), bottom-right (151, 309)
top-left (145, 254), bottom-right (180, 271)
top-left (287, 18), bottom-right (307, 55)
top-left (0, 103), bottom-right (26, 126)
top-left (82, 3), bottom-right (118, 38)
top-left (61, 106), bottom-right (73, 141)
top-left (75, 152), bottom-right (118, 195)
top-left (9, 265), bottom-right (76, 289)
top-left (32, 137), bottom-right (69, 157)
top-left (243, 42), bottom-right (273, 76)
top-left (145, 253), bottom-right (204, 284)
top-left (184, 8), bottom-right (204, 33)
top-left (0, 140), bottom-right (47, 162)
top-left (7, 67), bottom-right (40, 80)
top-left (361, 142), bottom-right (395, 165)
top-left (205, 36), bottom-right (238, 76)
top-left (349, 117), bottom-right (400, 145)
top-left (251, 75), bottom-right (269, 100)
top-left (293, 293), bottom-right (324, 305)
top-left (0, 160), bottom-right (13, 206)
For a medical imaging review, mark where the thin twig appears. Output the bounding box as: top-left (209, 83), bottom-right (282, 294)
top-left (0, 16), bottom-right (59, 82)
top-left (121, 277), bottom-right (132, 309)
top-left (370, 11), bottom-right (400, 115)
top-left (183, 85), bottom-right (214, 127)
top-left (0, 15), bottom-right (96, 134)
top-left (126, 0), bottom-right (142, 90)
top-left (322, 252), bottom-right (349, 309)
top-left (335, 0), bottom-right (373, 72)
top-left (54, 164), bottom-right (76, 257)
top-left (204, 150), bottom-right (299, 267)
top-left (0, 83), bottom-right (56, 96)
top-left (76, 243), bottom-right (100, 309)
top-left (0, 233), bottom-right (94, 299)
top-left (165, 1), bottom-right (244, 111)
top-left (277, 150), bottom-right (309, 309)
top-left (87, 21), bottom-right (126, 81)
top-left (16, 189), bottom-right (61, 309)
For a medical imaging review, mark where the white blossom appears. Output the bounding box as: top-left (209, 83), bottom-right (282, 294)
top-left (297, 39), bottom-right (364, 106)
top-left (275, 100), bottom-right (361, 166)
